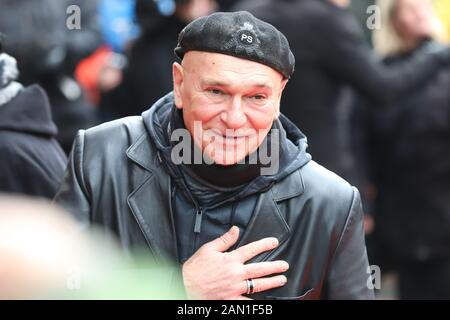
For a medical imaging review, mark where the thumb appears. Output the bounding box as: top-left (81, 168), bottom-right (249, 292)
top-left (208, 226), bottom-right (240, 252)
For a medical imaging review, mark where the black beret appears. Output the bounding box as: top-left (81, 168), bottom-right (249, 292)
top-left (175, 11), bottom-right (295, 79)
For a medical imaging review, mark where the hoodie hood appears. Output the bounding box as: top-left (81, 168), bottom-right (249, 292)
top-left (142, 92), bottom-right (311, 202)
top-left (0, 84), bottom-right (58, 137)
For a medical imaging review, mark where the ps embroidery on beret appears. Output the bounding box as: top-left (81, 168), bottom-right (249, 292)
top-left (238, 22), bottom-right (256, 45)
top-left (223, 22), bottom-right (264, 60)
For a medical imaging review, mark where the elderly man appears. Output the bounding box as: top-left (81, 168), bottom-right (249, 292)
top-left (55, 11), bottom-right (373, 300)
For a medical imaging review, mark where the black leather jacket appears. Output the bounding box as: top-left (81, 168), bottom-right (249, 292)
top-left (55, 112), bottom-right (374, 300)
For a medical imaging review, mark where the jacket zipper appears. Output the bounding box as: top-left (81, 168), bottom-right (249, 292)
top-left (193, 207), bottom-right (203, 251)
top-left (194, 207), bottom-right (203, 233)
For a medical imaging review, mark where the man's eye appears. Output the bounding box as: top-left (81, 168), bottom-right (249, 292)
top-left (252, 95), bottom-right (266, 100)
top-left (208, 89), bottom-right (223, 95)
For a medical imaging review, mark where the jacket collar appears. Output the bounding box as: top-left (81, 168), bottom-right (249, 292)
top-left (235, 169), bottom-right (305, 262)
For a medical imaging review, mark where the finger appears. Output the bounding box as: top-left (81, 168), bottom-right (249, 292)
top-left (232, 237), bottom-right (279, 263)
top-left (240, 275), bottom-right (287, 295)
top-left (243, 260), bottom-right (289, 280)
top-left (206, 226), bottom-right (240, 252)
top-left (232, 296), bottom-right (252, 300)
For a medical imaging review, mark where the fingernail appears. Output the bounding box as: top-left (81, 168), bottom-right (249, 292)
top-left (271, 238), bottom-right (279, 247)
top-left (280, 276), bottom-right (287, 285)
top-left (281, 262), bottom-right (289, 270)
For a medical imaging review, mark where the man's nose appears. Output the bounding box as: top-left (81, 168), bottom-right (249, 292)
top-left (220, 97), bottom-right (247, 129)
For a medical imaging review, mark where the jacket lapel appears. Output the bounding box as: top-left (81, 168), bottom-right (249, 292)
top-left (236, 170), bottom-right (305, 263)
top-left (126, 133), bottom-right (178, 261)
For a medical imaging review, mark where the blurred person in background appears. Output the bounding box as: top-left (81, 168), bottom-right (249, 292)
top-left (100, 0), bottom-right (218, 120)
top-left (0, 195), bottom-right (185, 299)
top-left (0, 0), bottom-right (101, 154)
top-left (98, 0), bottom-right (140, 54)
top-left (0, 34), bottom-right (67, 200)
top-left (348, 0), bottom-right (375, 44)
top-left (351, 0), bottom-right (450, 299)
top-left (74, 0), bottom-right (138, 107)
top-left (233, 0), bottom-right (450, 182)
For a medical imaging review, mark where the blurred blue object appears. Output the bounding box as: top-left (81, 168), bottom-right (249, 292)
top-left (98, 0), bottom-right (140, 52)
top-left (156, 0), bottom-right (176, 16)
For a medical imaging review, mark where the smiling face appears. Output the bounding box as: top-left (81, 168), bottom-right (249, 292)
top-left (173, 51), bottom-right (288, 166)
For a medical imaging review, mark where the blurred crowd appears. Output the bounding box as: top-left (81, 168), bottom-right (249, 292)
top-left (0, 0), bottom-right (450, 299)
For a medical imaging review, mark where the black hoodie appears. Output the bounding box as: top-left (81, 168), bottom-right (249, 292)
top-left (0, 85), bottom-right (67, 199)
top-left (142, 92), bottom-right (311, 262)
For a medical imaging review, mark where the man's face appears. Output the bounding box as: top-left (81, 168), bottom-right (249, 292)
top-left (393, 0), bottom-right (436, 42)
top-left (172, 51), bottom-right (288, 166)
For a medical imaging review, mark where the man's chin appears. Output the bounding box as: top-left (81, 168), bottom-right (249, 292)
top-left (205, 151), bottom-right (248, 166)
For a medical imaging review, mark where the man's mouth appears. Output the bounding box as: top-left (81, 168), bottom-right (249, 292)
top-left (216, 134), bottom-right (254, 145)
top-left (210, 129), bottom-right (254, 140)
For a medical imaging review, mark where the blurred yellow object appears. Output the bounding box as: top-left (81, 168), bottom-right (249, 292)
top-left (435, 0), bottom-right (450, 41)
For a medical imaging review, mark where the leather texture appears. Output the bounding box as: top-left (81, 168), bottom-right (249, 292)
top-left (55, 116), bottom-right (374, 300)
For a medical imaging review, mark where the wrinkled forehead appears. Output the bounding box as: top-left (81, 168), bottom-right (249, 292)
top-left (181, 51), bottom-right (284, 85)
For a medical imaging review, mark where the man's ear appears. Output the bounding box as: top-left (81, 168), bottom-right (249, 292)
top-left (173, 62), bottom-right (184, 109)
top-left (279, 79), bottom-right (289, 98)
top-left (275, 79), bottom-right (289, 119)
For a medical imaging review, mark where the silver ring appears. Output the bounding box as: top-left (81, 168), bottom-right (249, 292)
top-left (246, 278), bottom-right (254, 295)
